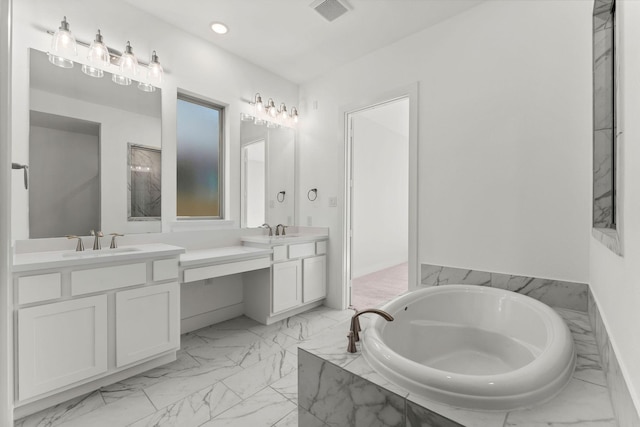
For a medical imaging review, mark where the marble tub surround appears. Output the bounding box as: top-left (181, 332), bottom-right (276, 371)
top-left (298, 307), bottom-right (616, 426)
top-left (420, 263), bottom-right (588, 311)
top-left (589, 290), bottom-right (640, 427)
top-left (14, 305), bottom-right (354, 427)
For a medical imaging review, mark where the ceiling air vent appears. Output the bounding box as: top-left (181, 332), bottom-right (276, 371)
top-left (310, 0), bottom-right (350, 22)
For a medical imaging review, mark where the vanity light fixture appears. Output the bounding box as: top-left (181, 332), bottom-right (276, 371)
top-left (210, 22), bottom-right (229, 35)
top-left (82, 30), bottom-right (110, 78)
top-left (290, 107), bottom-right (299, 123)
top-left (49, 16), bottom-right (77, 68)
top-left (267, 98), bottom-right (277, 118)
top-left (138, 51), bottom-right (163, 92)
top-left (112, 41), bottom-right (138, 86)
top-left (46, 20), bottom-right (164, 92)
top-left (246, 93), bottom-right (300, 128)
top-left (279, 103), bottom-right (288, 120)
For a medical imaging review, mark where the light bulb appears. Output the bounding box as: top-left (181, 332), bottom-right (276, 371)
top-left (279, 103), bottom-right (288, 120)
top-left (82, 29), bottom-right (110, 78)
top-left (290, 107), bottom-right (299, 124)
top-left (49, 16), bottom-right (77, 68)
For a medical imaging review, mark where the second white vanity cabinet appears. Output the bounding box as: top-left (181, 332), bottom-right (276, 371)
top-left (12, 244), bottom-right (184, 417)
top-left (242, 235), bottom-right (328, 324)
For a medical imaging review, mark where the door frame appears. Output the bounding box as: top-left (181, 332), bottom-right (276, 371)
top-left (341, 83), bottom-right (419, 308)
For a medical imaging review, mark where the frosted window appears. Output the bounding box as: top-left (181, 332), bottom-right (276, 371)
top-left (176, 96), bottom-right (223, 218)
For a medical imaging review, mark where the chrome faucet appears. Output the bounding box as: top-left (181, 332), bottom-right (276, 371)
top-left (275, 224), bottom-right (287, 236)
top-left (261, 223), bottom-right (273, 236)
top-left (109, 233), bottom-right (124, 248)
top-left (66, 235), bottom-right (84, 252)
top-left (90, 230), bottom-right (103, 250)
top-left (347, 308), bottom-right (394, 353)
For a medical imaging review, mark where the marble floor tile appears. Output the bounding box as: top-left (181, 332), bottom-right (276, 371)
top-left (504, 378), bottom-right (616, 426)
top-left (56, 391), bottom-right (155, 427)
top-left (270, 369), bottom-right (299, 403)
top-left (100, 351), bottom-right (201, 404)
top-left (14, 391), bottom-right (105, 427)
top-left (298, 408), bottom-right (329, 427)
top-left (200, 387), bottom-right (296, 427)
top-left (143, 356), bottom-right (243, 410)
top-left (222, 350), bottom-right (297, 399)
top-left (226, 332), bottom-right (300, 369)
top-left (206, 315), bottom-right (261, 331)
top-left (271, 409), bottom-right (298, 427)
top-left (127, 382), bottom-right (241, 427)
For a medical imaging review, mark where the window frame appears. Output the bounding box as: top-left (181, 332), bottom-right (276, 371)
top-left (176, 93), bottom-right (225, 220)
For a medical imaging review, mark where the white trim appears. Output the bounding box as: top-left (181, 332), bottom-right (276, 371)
top-left (0, 0), bottom-right (12, 424)
top-left (339, 83), bottom-right (419, 309)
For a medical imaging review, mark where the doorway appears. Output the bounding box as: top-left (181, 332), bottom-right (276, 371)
top-left (347, 98), bottom-right (410, 308)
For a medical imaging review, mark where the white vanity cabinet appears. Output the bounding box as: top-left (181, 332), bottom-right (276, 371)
top-left (12, 244), bottom-right (184, 417)
top-left (242, 236), bottom-right (328, 324)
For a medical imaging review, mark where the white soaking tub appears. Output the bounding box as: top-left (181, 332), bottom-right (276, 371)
top-left (361, 285), bottom-right (575, 411)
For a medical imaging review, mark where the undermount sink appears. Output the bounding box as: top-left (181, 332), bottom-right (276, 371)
top-left (62, 247), bottom-right (141, 258)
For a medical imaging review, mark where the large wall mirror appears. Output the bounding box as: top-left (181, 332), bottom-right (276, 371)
top-left (240, 119), bottom-right (295, 228)
top-left (18, 48), bottom-right (162, 239)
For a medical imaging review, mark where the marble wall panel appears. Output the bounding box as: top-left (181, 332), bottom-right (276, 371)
top-left (420, 264), bottom-right (588, 311)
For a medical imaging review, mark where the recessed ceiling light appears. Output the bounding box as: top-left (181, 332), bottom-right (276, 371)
top-left (210, 22), bottom-right (228, 35)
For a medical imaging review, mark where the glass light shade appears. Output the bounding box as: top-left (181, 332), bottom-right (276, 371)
top-left (85, 30), bottom-right (110, 75)
top-left (48, 54), bottom-right (74, 68)
top-left (253, 93), bottom-right (264, 114)
top-left (49, 17), bottom-right (77, 68)
top-left (119, 41), bottom-right (138, 77)
top-left (81, 64), bottom-right (104, 78)
top-left (267, 99), bottom-right (277, 117)
top-left (279, 104), bottom-right (288, 120)
top-left (112, 73), bottom-right (131, 86)
top-left (146, 51), bottom-right (163, 86)
top-left (290, 107), bottom-right (299, 123)
top-left (137, 82), bottom-right (156, 92)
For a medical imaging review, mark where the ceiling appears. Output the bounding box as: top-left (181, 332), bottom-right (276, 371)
top-left (121, 0), bottom-right (484, 84)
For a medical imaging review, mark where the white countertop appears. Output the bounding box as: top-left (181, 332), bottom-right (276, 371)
top-left (13, 243), bottom-right (185, 273)
top-left (241, 233), bottom-right (328, 246)
top-left (179, 245), bottom-right (273, 267)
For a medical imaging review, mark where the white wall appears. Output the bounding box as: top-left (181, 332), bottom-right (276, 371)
top-left (590, 0), bottom-right (640, 413)
top-left (298, 0), bottom-right (591, 308)
top-left (11, 0), bottom-right (299, 239)
top-left (352, 115), bottom-right (408, 278)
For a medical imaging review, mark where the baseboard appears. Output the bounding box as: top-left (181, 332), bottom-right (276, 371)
top-left (180, 303), bottom-right (244, 334)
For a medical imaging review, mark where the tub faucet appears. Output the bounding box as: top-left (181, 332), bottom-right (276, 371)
top-left (347, 308), bottom-right (394, 353)
top-left (261, 223), bottom-right (273, 236)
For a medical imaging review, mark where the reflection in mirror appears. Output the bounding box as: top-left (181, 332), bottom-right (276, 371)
top-left (20, 48), bottom-right (162, 239)
top-left (128, 144), bottom-right (161, 220)
top-left (240, 119), bottom-right (295, 228)
top-left (29, 111), bottom-right (100, 238)
top-left (242, 139), bottom-right (266, 227)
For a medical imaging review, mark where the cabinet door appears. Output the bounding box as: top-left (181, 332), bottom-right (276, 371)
top-left (303, 255), bottom-right (327, 303)
top-left (18, 295), bottom-right (108, 400)
top-left (272, 260), bottom-right (301, 313)
top-left (115, 282), bottom-right (180, 367)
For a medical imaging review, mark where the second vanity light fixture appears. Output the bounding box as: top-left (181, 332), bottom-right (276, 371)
top-left (242, 92), bottom-right (300, 128)
top-left (48, 16), bottom-right (164, 92)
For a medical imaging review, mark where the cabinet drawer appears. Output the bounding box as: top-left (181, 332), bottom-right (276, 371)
top-left (316, 241), bottom-right (327, 255)
top-left (272, 245), bottom-right (287, 261)
top-left (71, 263), bottom-right (147, 296)
top-left (289, 242), bottom-right (315, 259)
top-left (18, 273), bottom-right (61, 305)
top-left (183, 257), bottom-right (270, 283)
top-left (153, 259), bottom-right (179, 281)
